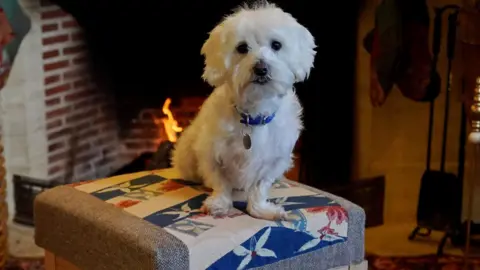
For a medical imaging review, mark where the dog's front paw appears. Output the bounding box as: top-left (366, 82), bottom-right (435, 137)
top-left (247, 201), bottom-right (287, 221)
top-left (201, 195), bottom-right (232, 217)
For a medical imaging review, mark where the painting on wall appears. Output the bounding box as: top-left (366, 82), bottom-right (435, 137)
top-left (0, 0), bottom-right (31, 90)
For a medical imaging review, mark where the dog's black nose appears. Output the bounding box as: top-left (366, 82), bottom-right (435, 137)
top-left (253, 61), bottom-right (268, 76)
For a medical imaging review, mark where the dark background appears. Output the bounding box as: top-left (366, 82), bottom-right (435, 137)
top-left (52, 0), bottom-right (361, 187)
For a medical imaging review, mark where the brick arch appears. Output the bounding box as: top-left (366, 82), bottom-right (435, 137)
top-left (38, 0), bottom-right (122, 183)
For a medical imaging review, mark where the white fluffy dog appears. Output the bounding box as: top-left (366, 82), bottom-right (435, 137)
top-left (171, 1), bottom-right (316, 221)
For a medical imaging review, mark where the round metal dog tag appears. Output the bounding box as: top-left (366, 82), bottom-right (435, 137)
top-left (243, 134), bottom-right (252, 150)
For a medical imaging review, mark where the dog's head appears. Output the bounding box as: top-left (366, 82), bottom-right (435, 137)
top-left (201, 1), bottom-right (316, 98)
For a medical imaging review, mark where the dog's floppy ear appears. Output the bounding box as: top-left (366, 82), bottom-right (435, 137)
top-left (293, 25), bottom-right (316, 82)
top-left (201, 25), bottom-right (228, 87)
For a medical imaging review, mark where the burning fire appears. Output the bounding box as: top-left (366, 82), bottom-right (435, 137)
top-left (160, 98), bottom-right (183, 142)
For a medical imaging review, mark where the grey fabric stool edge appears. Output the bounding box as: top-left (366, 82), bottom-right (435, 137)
top-left (34, 186), bottom-right (189, 270)
top-left (34, 180), bottom-right (365, 270)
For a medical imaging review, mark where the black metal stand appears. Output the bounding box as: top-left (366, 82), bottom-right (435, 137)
top-left (409, 5), bottom-right (461, 257)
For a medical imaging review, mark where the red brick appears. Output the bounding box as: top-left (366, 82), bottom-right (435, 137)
top-left (145, 141), bottom-right (157, 149)
top-left (42, 23), bottom-right (58, 33)
top-left (42, 34), bottom-right (69, 45)
top-left (48, 165), bottom-right (63, 175)
top-left (75, 143), bottom-right (91, 154)
top-left (125, 142), bottom-right (147, 149)
top-left (92, 115), bottom-right (112, 125)
top-left (71, 32), bottom-right (84, 41)
top-left (121, 153), bottom-right (140, 163)
top-left (63, 69), bottom-right (85, 80)
top-left (75, 153), bottom-right (95, 164)
top-left (78, 128), bottom-right (99, 141)
top-left (72, 56), bottom-right (88, 65)
top-left (48, 141), bottom-right (65, 152)
top-left (44, 74), bottom-right (60, 85)
top-left (65, 89), bottom-right (93, 102)
top-left (46, 106), bottom-right (71, 119)
top-left (73, 122), bottom-right (91, 132)
top-left (62, 20), bottom-right (78, 29)
top-left (47, 119), bottom-right (63, 130)
top-left (95, 156), bottom-right (114, 167)
top-left (48, 127), bottom-right (71, 141)
top-left (45, 97), bottom-right (61, 107)
top-left (41, 9), bottom-right (68, 20)
top-left (63, 44), bottom-right (85, 55)
top-left (102, 145), bottom-right (117, 156)
top-left (75, 164), bottom-right (92, 175)
top-left (66, 108), bottom-right (98, 124)
top-left (44, 60), bottom-right (69, 72)
top-left (129, 122), bottom-right (157, 130)
top-left (48, 152), bottom-right (68, 163)
top-left (93, 136), bottom-right (115, 147)
top-left (72, 79), bottom-right (89, 89)
top-left (128, 130), bottom-right (158, 140)
top-left (99, 122), bottom-right (117, 133)
top-left (45, 83), bottom-right (70, 96)
top-left (73, 99), bottom-right (93, 110)
top-left (43, 49), bottom-right (59, 59)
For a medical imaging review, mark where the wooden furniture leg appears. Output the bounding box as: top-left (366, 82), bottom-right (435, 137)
top-left (45, 251), bottom-right (80, 270)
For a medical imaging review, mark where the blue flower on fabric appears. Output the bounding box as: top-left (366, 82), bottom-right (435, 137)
top-left (162, 203), bottom-right (201, 221)
top-left (233, 227), bottom-right (277, 270)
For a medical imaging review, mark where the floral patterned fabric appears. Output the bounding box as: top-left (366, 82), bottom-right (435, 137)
top-left (73, 170), bottom-right (349, 270)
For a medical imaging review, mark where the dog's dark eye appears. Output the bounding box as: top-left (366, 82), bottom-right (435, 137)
top-left (271, 40), bottom-right (282, 51)
top-left (236, 42), bottom-right (249, 54)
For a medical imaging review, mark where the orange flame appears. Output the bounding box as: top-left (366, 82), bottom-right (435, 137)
top-left (161, 98), bottom-right (183, 142)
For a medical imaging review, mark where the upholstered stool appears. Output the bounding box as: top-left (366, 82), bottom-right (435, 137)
top-left (34, 169), bottom-right (367, 270)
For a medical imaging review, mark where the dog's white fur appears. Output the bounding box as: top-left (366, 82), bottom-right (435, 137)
top-left (171, 1), bottom-right (316, 220)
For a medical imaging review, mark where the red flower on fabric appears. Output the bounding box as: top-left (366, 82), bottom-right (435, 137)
top-left (190, 213), bottom-right (208, 219)
top-left (306, 205), bottom-right (348, 225)
top-left (318, 225), bottom-right (338, 236)
top-left (157, 180), bottom-right (184, 192)
top-left (114, 200), bottom-right (140, 208)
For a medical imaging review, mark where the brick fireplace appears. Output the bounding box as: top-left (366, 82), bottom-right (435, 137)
top-left (41, 7), bottom-right (120, 182)
top-left (0, 0), bottom-right (206, 215)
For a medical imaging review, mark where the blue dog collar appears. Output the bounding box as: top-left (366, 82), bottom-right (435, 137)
top-left (236, 107), bottom-right (276, 126)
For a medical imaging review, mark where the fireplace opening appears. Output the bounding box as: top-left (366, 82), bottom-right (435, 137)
top-left (45, 0), bottom-right (361, 186)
